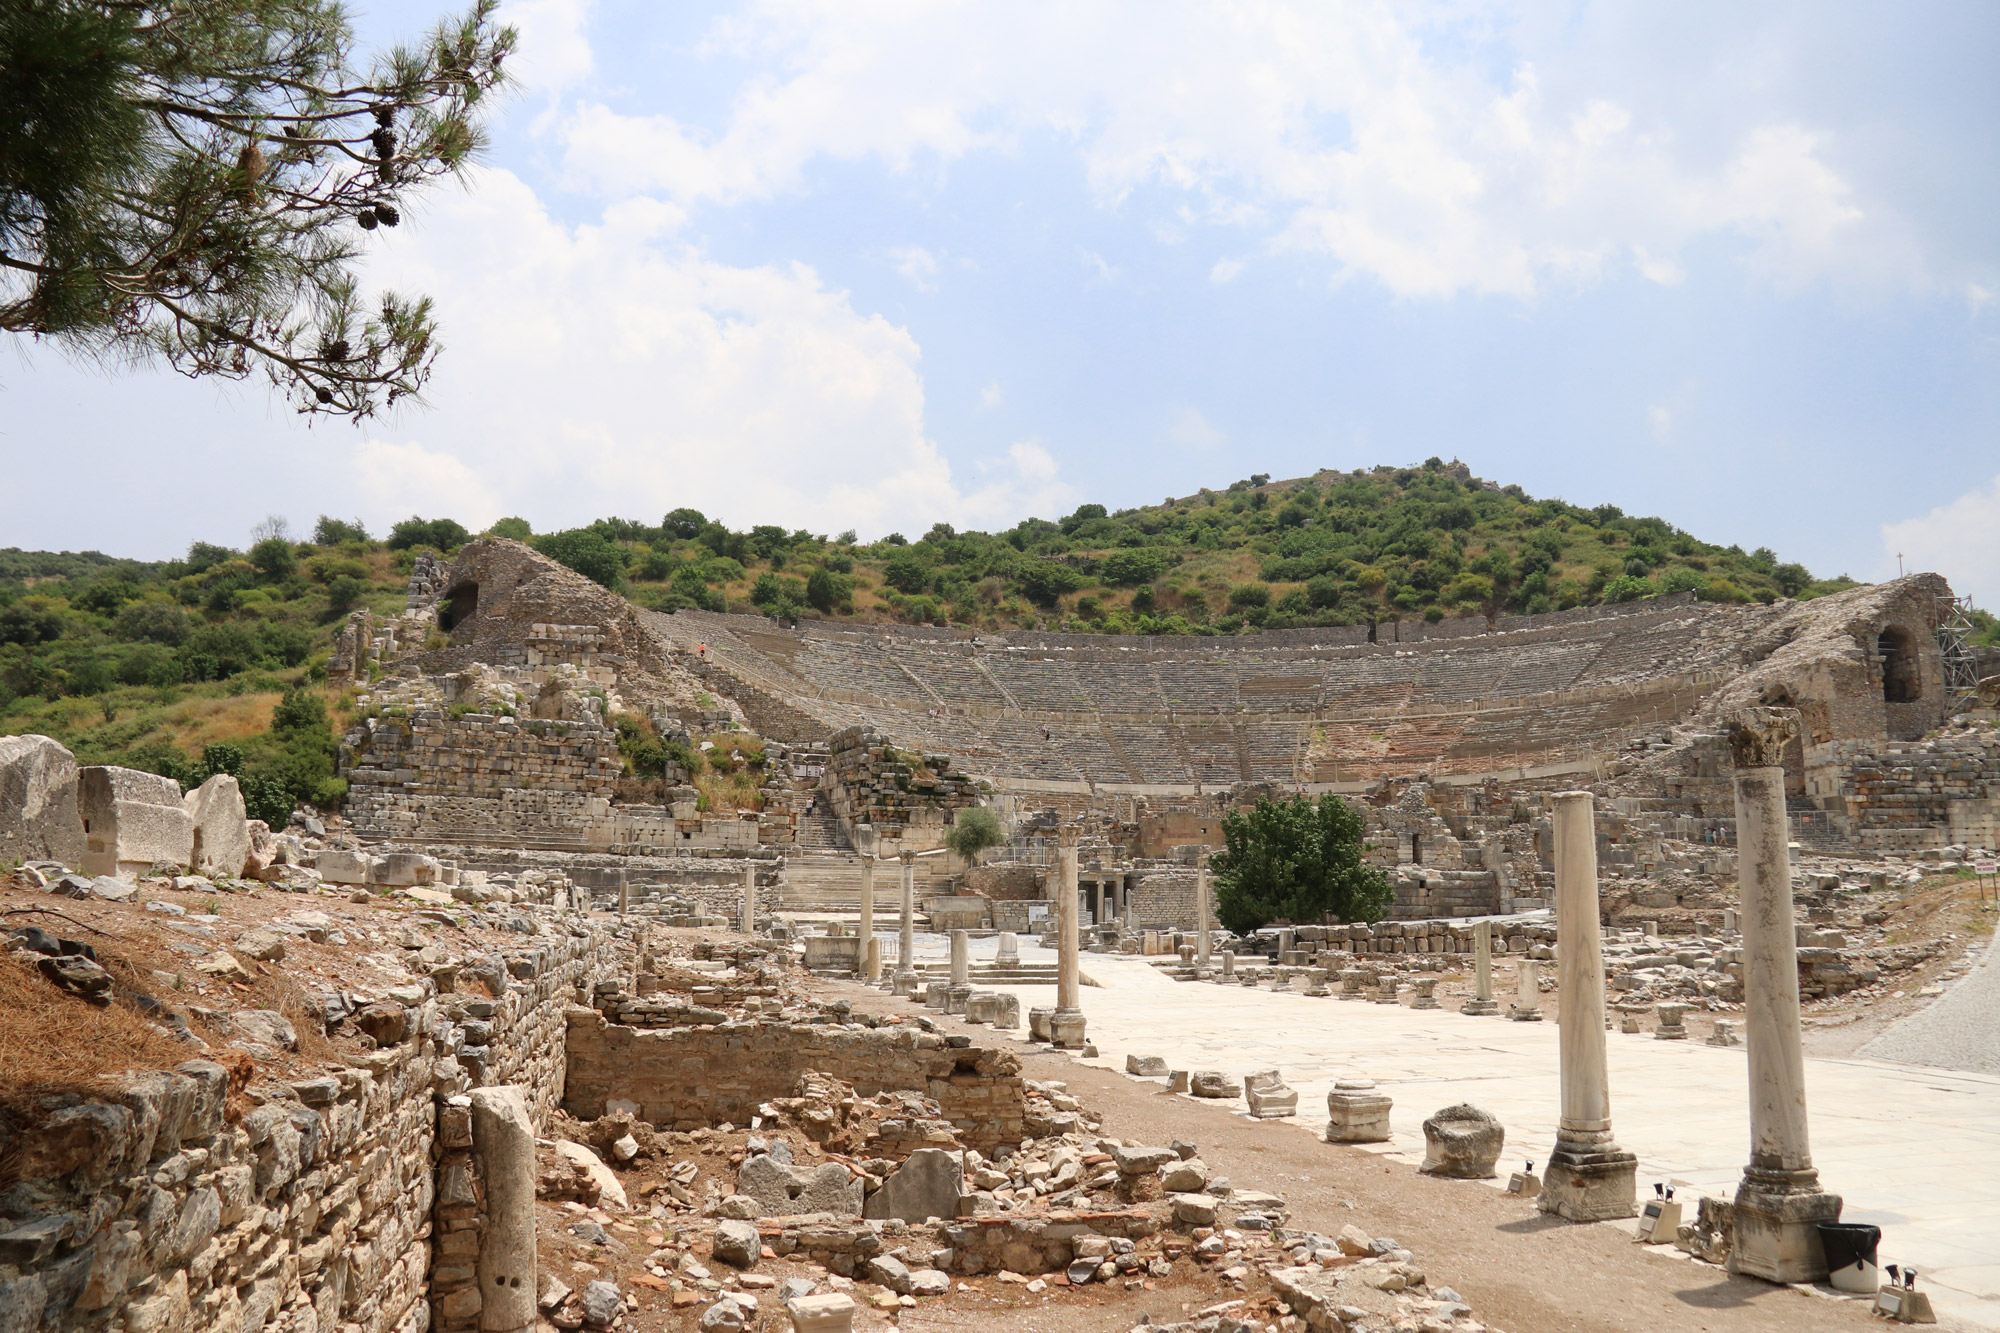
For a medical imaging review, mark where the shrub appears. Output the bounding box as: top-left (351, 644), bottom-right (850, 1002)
top-left (248, 539), bottom-right (298, 581)
top-left (1012, 561), bottom-right (1083, 607)
top-left (882, 550), bottom-right (932, 595)
top-left (326, 574), bottom-right (367, 612)
top-left (387, 516), bottom-right (471, 552)
top-left (534, 528), bottom-right (630, 588)
top-left (113, 600), bottom-right (188, 645)
top-left (943, 806), bottom-right (1006, 861)
top-left (1602, 575), bottom-right (1655, 604)
top-left (806, 567), bottom-right (839, 613)
top-left (1100, 548), bottom-right (1170, 586)
top-left (312, 516), bottom-right (371, 545)
top-left (1227, 583), bottom-right (1270, 610)
top-left (489, 516), bottom-right (532, 541)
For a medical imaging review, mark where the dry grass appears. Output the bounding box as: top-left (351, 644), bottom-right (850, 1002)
top-left (0, 952), bottom-right (194, 1108)
top-left (155, 691), bottom-right (284, 749)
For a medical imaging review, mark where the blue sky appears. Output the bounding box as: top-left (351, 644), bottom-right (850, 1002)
top-left (3, 0), bottom-right (1996, 601)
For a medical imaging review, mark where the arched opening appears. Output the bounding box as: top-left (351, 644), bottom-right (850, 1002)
top-left (1879, 626), bottom-right (1920, 703)
top-left (439, 581), bottom-right (479, 632)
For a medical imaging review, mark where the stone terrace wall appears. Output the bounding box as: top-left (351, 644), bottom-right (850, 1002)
top-left (562, 1012), bottom-right (1027, 1153)
top-left (1809, 728), bottom-right (2000, 850)
top-left (0, 926), bottom-right (614, 1333)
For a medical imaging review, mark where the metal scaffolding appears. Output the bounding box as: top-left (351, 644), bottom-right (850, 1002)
top-left (1936, 594), bottom-right (1981, 700)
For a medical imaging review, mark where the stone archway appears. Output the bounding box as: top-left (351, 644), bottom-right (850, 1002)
top-left (1879, 625), bottom-right (1921, 703)
top-left (440, 581), bottom-right (479, 632)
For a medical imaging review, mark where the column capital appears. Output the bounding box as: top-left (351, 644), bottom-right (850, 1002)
top-left (1057, 823), bottom-right (1080, 850)
top-left (899, 849), bottom-right (917, 864)
top-left (1552, 789), bottom-right (1593, 810)
top-left (1728, 707), bottom-right (1799, 770)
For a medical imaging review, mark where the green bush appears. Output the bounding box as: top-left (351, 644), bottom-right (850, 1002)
top-left (1602, 575), bottom-right (1656, 604)
top-left (248, 537), bottom-right (297, 581)
top-left (312, 516), bottom-right (371, 545)
top-left (387, 516), bottom-right (471, 552)
top-left (1212, 793), bottom-right (1391, 933)
top-left (534, 528), bottom-right (629, 588)
top-left (113, 600), bottom-right (188, 644)
top-left (1012, 561), bottom-right (1083, 607)
top-left (943, 806), bottom-right (1005, 861)
top-left (489, 516), bottom-right (532, 541)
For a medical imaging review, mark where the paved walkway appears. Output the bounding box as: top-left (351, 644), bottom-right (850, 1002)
top-left (1857, 917), bottom-right (2000, 1076)
top-left (926, 938), bottom-right (2000, 1330)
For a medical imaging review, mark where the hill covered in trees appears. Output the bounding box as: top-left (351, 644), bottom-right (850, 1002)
top-left (3, 459), bottom-right (1987, 812)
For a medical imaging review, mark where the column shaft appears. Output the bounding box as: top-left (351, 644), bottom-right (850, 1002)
top-left (1056, 840), bottom-right (1080, 1012)
top-left (1726, 709), bottom-right (1840, 1282)
top-left (1195, 861), bottom-right (1212, 965)
top-left (858, 855), bottom-right (877, 980)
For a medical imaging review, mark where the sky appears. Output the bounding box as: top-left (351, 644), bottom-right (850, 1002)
top-left (3, 0), bottom-right (1996, 603)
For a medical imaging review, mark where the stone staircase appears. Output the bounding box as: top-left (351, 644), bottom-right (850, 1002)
top-left (910, 961), bottom-right (1059, 984)
top-left (777, 854), bottom-right (955, 916)
top-left (793, 809), bottom-right (853, 853)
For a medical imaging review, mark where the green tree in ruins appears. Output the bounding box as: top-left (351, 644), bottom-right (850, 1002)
top-left (1211, 793), bottom-right (1390, 933)
top-left (0, 0), bottom-right (514, 418)
top-left (943, 805), bottom-right (1005, 863)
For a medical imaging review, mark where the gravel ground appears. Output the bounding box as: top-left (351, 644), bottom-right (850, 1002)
top-left (1855, 918), bottom-right (2000, 1074)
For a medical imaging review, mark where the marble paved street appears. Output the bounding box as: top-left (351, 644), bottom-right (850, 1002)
top-left (939, 941), bottom-right (2000, 1330)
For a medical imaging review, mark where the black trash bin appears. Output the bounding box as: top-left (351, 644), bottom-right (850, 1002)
top-left (1819, 1222), bottom-right (1881, 1293)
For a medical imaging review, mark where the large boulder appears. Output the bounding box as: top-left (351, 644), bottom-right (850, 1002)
top-left (1419, 1103), bottom-right (1504, 1179)
top-left (860, 1148), bottom-right (963, 1223)
top-left (0, 735), bottom-right (83, 866)
top-left (183, 774), bottom-right (251, 878)
top-left (79, 766), bottom-right (193, 879)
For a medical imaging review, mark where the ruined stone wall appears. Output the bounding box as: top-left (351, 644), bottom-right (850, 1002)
top-left (819, 727), bottom-right (981, 851)
top-left (0, 928), bottom-right (614, 1333)
top-left (562, 1013), bottom-right (1026, 1153)
top-left (1807, 727), bottom-right (2000, 850)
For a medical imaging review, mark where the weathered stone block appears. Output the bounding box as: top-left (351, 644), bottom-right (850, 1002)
top-left (0, 734), bottom-right (82, 865)
top-left (1420, 1103), bottom-right (1504, 1179)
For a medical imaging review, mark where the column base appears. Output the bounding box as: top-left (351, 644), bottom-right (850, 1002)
top-left (1050, 1008), bottom-right (1088, 1049)
top-left (1727, 1168), bottom-right (1842, 1284)
top-left (891, 972), bottom-right (919, 997)
top-left (1538, 1145), bottom-right (1638, 1222)
top-left (1460, 999), bottom-right (1499, 1016)
top-left (943, 984), bottom-right (972, 1014)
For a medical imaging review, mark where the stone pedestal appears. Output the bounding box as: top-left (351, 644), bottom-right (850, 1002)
top-left (1244, 1070), bottom-right (1298, 1119)
top-left (1049, 1009), bottom-right (1088, 1049)
top-left (1509, 958), bottom-right (1543, 1021)
top-left (1420, 1103), bottom-right (1504, 1179)
top-left (1655, 1003), bottom-right (1690, 1040)
top-left (1028, 1006), bottom-right (1054, 1041)
top-left (1340, 969), bottom-right (1367, 999)
top-left (1325, 1079), bottom-right (1392, 1143)
top-left (995, 931), bottom-right (1019, 968)
top-left (1726, 709), bottom-right (1842, 1284)
top-left (1410, 978), bottom-right (1441, 1010)
top-left (1462, 919), bottom-right (1500, 1015)
top-left (785, 1291), bottom-right (856, 1332)
top-left (1540, 792), bottom-right (1637, 1223)
top-left (943, 984), bottom-right (971, 1015)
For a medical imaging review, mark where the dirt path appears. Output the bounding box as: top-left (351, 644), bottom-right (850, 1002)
top-left (827, 979), bottom-right (1971, 1333)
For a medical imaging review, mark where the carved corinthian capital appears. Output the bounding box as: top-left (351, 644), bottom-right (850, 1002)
top-left (1727, 707), bottom-right (1800, 770)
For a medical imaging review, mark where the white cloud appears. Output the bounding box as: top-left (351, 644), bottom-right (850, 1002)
top-left (1881, 475), bottom-right (2000, 608)
top-left (1167, 406), bottom-right (1225, 450)
top-left (1210, 257), bottom-right (1246, 284)
top-left (542, 1), bottom-right (1900, 300)
top-left (358, 168), bottom-right (1059, 539)
top-left (1646, 404), bottom-right (1673, 444)
top-left (978, 380), bottom-right (1003, 410)
top-left (891, 245), bottom-right (940, 292)
top-left (499, 0), bottom-right (596, 93)
top-left (1079, 250), bottom-right (1118, 287)
top-left (354, 439), bottom-right (506, 527)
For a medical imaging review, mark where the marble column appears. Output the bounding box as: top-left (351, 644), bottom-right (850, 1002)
top-left (1051, 824), bottom-right (1087, 1048)
top-left (1462, 919), bottom-right (1498, 1015)
top-left (858, 854), bottom-right (878, 981)
top-left (1540, 791), bottom-right (1637, 1221)
top-left (469, 1086), bottom-right (536, 1333)
top-left (1727, 708), bottom-right (1841, 1282)
top-left (894, 852), bottom-right (918, 995)
top-left (740, 862), bottom-right (757, 935)
top-left (949, 929), bottom-right (969, 985)
top-left (1195, 858), bottom-right (1213, 968)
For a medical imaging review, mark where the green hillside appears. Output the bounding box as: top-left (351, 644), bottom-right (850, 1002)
top-left (3, 461), bottom-right (1989, 810)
